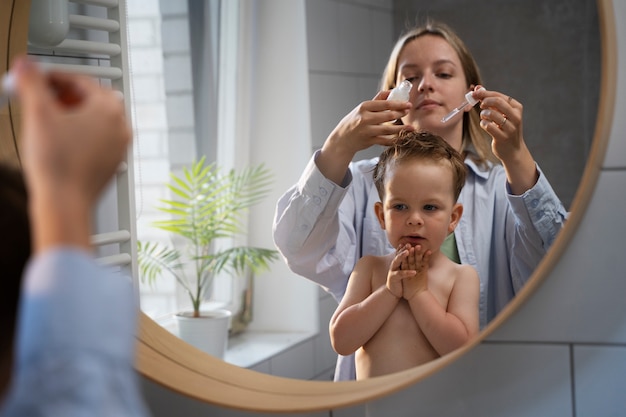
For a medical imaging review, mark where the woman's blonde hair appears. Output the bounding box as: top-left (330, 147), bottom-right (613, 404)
top-left (380, 20), bottom-right (498, 166)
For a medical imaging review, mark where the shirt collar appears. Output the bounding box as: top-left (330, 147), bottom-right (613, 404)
top-left (464, 146), bottom-right (493, 180)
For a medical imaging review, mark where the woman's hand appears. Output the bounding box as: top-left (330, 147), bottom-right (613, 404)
top-left (317, 91), bottom-right (414, 185)
top-left (13, 57), bottom-right (131, 252)
top-left (472, 85), bottom-right (538, 195)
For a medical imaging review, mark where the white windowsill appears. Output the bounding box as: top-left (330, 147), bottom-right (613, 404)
top-left (225, 330), bottom-right (317, 369)
top-left (154, 314), bottom-right (317, 369)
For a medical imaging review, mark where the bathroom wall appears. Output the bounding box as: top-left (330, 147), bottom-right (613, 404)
top-left (391, 0), bottom-right (600, 210)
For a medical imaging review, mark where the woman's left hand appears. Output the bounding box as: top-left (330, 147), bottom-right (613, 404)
top-left (472, 85), bottom-right (538, 195)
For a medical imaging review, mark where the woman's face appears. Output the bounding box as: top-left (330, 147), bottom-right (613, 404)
top-left (395, 35), bottom-right (470, 149)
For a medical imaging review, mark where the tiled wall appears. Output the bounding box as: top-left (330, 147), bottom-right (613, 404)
top-left (307, 0), bottom-right (394, 162)
top-left (391, 0), bottom-right (600, 210)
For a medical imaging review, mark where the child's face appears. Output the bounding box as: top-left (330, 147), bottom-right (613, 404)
top-left (374, 159), bottom-right (461, 254)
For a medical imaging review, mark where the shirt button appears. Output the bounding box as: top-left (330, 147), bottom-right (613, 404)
top-left (313, 196), bottom-right (321, 205)
top-left (536, 210), bottom-right (545, 220)
top-left (300, 224), bottom-right (309, 231)
top-left (319, 187), bottom-right (328, 196)
top-left (530, 199), bottom-right (540, 208)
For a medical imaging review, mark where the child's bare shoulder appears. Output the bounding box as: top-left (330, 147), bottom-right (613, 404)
top-left (356, 253), bottom-right (392, 269)
top-left (435, 255), bottom-right (478, 282)
top-left (451, 262), bottom-right (479, 283)
top-left (357, 255), bottom-right (393, 265)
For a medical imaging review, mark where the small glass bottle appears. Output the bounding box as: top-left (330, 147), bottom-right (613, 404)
top-left (387, 80), bottom-right (412, 102)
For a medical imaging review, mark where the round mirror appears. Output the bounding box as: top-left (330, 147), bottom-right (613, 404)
top-left (132, 0), bottom-right (614, 412)
top-left (2, 0), bottom-right (616, 414)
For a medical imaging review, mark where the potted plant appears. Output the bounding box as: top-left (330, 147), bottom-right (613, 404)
top-left (137, 156), bottom-right (279, 358)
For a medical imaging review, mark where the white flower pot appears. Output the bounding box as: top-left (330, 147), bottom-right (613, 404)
top-left (175, 309), bottom-right (232, 358)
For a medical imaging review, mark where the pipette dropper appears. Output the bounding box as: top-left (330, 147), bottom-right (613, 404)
top-left (441, 90), bottom-right (481, 123)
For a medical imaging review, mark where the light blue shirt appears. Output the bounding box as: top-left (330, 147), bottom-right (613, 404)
top-left (0, 248), bottom-right (150, 417)
top-left (273, 150), bottom-right (568, 380)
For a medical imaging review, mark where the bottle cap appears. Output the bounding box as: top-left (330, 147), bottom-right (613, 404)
top-left (465, 91), bottom-right (478, 107)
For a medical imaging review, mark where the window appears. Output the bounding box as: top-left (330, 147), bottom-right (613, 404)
top-left (129, 0), bottom-right (238, 319)
top-left (128, 0), bottom-right (318, 339)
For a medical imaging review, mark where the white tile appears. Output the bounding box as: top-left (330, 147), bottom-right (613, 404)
top-left (306, 0), bottom-right (340, 72)
top-left (574, 344), bottom-right (626, 416)
top-left (126, 0), bottom-right (160, 18)
top-left (165, 95), bottom-right (195, 129)
top-left (134, 130), bottom-right (167, 158)
top-left (163, 55), bottom-right (193, 92)
top-left (131, 75), bottom-right (166, 103)
top-left (142, 377), bottom-right (331, 417)
top-left (270, 339), bottom-right (316, 379)
top-left (129, 48), bottom-right (164, 75)
top-left (603, 0), bottom-right (626, 169)
top-left (159, 1), bottom-right (188, 16)
top-left (489, 170), bottom-right (626, 344)
top-left (160, 18), bottom-right (190, 53)
top-left (134, 102), bottom-right (168, 130)
top-left (312, 367), bottom-right (334, 381)
top-left (167, 130), bottom-right (196, 165)
top-left (134, 158), bottom-right (170, 184)
top-left (356, 75), bottom-right (381, 102)
top-left (333, 403), bottom-right (367, 417)
top-left (308, 73), bottom-right (360, 149)
top-left (369, 9), bottom-right (394, 73)
top-left (337, 3), bottom-right (372, 74)
top-left (366, 343), bottom-right (572, 417)
top-left (127, 18), bottom-right (158, 47)
top-left (343, 0), bottom-right (393, 10)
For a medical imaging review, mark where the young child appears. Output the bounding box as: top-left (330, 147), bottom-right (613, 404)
top-left (329, 131), bottom-right (480, 379)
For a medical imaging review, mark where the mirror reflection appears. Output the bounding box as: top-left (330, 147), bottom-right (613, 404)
top-left (128, 0), bottom-right (599, 381)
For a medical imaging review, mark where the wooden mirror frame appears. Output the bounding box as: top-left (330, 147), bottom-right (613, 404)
top-left (3, 0), bottom-right (615, 413)
top-left (0, 0), bottom-right (29, 168)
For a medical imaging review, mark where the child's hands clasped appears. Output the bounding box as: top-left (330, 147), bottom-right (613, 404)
top-left (387, 243), bottom-right (431, 300)
top-left (386, 244), bottom-right (414, 298)
top-left (402, 244), bottom-right (431, 299)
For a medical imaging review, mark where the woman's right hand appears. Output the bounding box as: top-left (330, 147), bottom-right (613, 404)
top-left (13, 56), bottom-right (131, 253)
top-left (316, 91), bottom-right (414, 185)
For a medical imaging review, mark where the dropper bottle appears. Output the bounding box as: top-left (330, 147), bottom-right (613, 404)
top-left (387, 80), bottom-right (412, 101)
top-left (0, 70), bottom-right (16, 108)
top-left (441, 88), bottom-right (483, 123)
